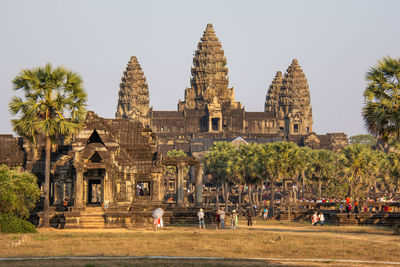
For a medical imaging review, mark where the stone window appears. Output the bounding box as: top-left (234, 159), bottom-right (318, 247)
top-left (211, 118), bottom-right (220, 131)
top-left (306, 127), bottom-right (310, 133)
top-left (294, 124), bottom-right (299, 133)
top-left (136, 181), bottom-right (151, 196)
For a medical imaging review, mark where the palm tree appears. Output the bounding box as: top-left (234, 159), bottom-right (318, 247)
top-left (309, 149), bottom-right (337, 199)
top-left (262, 142), bottom-right (298, 215)
top-left (291, 146), bottom-right (312, 199)
top-left (230, 143), bottom-right (264, 215)
top-left (339, 144), bottom-right (373, 199)
top-left (9, 63), bottom-right (87, 227)
top-left (362, 56), bottom-right (400, 152)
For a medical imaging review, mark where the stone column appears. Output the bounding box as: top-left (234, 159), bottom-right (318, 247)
top-left (75, 169), bottom-right (84, 208)
top-left (195, 164), bottom-right (203, 207)
top-left (53, 181), bottom-right (59, 204)
top-left (176, 164), bottom-right (184, 207)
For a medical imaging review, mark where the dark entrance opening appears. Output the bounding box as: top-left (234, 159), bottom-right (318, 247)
top-left (136, 181), bottom-right (151, 197)
top-left (211, 118), bottom-right (220, 131)
top-left (88, 179), bottom-right (102, 205)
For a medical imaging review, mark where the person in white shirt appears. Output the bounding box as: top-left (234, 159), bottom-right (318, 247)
top-left (319, 212), bottom-right (325, 226)
top-left (197, 208), bottom-right (205, 229)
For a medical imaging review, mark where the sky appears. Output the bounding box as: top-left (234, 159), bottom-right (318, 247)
top-left (1, 0), bottom-right (399, 137)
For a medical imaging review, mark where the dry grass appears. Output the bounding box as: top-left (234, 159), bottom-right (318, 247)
top-left (0, 219), bottom-right (399, 265)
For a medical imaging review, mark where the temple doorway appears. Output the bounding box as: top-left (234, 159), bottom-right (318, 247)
top-left (88, 179), bottom-right (102, 205)
top-left (84, 169), bottom-right (105, 206)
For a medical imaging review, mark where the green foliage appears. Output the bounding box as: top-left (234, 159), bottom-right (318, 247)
top-left (362, 56), bottom-right (400, 150)
top-left (164, 149), bottom-right (189, 174)
top-left (0, 165), bottom-right (40, 218)
top-left (204, 141), bottom-right (237, 184)
top-left (9, 63), bottom-right (88, 143)
top-left (349, 134), bottom-right (377, 147)
top-left (0, 213), bottom-right (37, 233)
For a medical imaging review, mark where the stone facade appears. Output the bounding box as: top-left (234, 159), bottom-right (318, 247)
top-left (115, 23), bottom-right (347, 154)
top-left (0, 23), bottom-right (348, 220)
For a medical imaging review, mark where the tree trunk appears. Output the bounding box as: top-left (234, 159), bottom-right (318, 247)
top-left (215, 183), bottom-right (220, 209)
top-left (221, 181), bottom-right (226, 203)
top-left (270, 179), bottom-right (275, 216)
top-left (259, 181), bottom-right (264, 211)
top-left (301, 171), bottom-right (305, 199)
top-left (42, 136), bottom-right (51, 227)
top-left (225, 180), bottom-right (230, 211)
top-left (238, 185), bottom-right (242, 212)
top-left (248, 185), bottom-right (254, 215)
top-left (318, 177), bottom-right (322, 199)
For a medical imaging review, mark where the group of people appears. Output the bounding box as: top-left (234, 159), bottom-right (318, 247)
top-left (311, 211), bottom-right (325, 226)
top-left (197, 208), bottom-right (239, 229)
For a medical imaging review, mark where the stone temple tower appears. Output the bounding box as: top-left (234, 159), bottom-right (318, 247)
top-left (116, 56), bottom-right (150, 127)
top-left (178, 23), bottom-right (241, 112)
top-left (265, 59), bottom-right (313, 135)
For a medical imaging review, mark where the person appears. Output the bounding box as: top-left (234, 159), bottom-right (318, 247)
top-left (263, 207), bottom-right (268, 220)
top-left (319, 212), bottom-right (325, 226)
top-left (220, 209), bottom-right (225, 229)
top-left (63, 195), bottom-right (70, 211)
top-left (216, 210), bottom-right (221, 229)
top-left (197, 208), bottom-right (205, 229)
top-left (354, 200), bottom-right (359, 214)
top-left (246, 209), bottom-right (252, 227)
top-left (311, 212), bottom-right (318, 226)
top-left (339, 203), bottom-right (344, 213)
top-left (231, 210), bottom-right (238, 229)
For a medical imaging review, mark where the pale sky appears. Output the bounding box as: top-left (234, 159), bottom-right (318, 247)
top-left (1, 0), bottom-right (399, 137)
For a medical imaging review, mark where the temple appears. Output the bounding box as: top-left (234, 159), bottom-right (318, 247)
top-left (0, 23), bottom-right (347, 228)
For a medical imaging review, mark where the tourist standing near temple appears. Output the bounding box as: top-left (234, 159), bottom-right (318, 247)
top-left (197, 208), bottom-right (205, 229)
top-left (230, 210), bottom-right (238, 229)
top-left (319, 212), bottom-right (325, 226)
top-left (216, 210), bottom-right (221, 229)
top-left (220, 209), bottom-right (225, 229)
top-left (246, 210), bottom-right (252, 227)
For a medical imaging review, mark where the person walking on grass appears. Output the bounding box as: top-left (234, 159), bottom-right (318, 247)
top-left (220, 209), bottom-right (225, 229)
top-left (319, 212), bottom-right (325, 226)
top-left (216, 209), bottom-right (221, 229)
top-left (311, 211), bottom-right (318, 226)
top-left (263, 207), bottom-right (268, 220)
top-left (231, 210), bottom-right (238, 229)
top-left (246, 209), bottom-right (252, 227)
top-left (197, 208), bottom-right (205, 229)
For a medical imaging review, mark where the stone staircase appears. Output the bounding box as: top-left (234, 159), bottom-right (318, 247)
top-left (79, 207), bottom-right (105, 228)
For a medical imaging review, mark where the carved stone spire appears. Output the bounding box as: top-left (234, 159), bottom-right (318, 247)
top-left (278, 59), bottom-right (313, 135)
top-left (265, 71), bottom-right (283, 114)
top-left (178, 23), bottom-right (240, 111)
top-left (116, 56), bottom-right (150, 126)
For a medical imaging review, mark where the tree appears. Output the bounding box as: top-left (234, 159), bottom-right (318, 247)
top-left (339, 144), bottom-right (375, 199)
top-left (291, 146), bottom-right (312, 199)
top-left (349, 134), bottom-right (377, 147)
top-left (9, 64), bottom-right (87, 227)
top-left (362, 56), bottom-right (400, 152)
top-left (0, 165), bottom-right (40, 218)
top-left (203, 142), bottom-right (237, 209)
top-left (309, 149), bottom-right (337, 199)
top-left (164, 149), bottom-right (189, 175)
top-left (230, 143), bottom-right (264, 215)
top-left (262, 142), bottom-right (298, 214)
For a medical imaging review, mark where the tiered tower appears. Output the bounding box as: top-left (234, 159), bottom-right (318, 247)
top-left (178, 24), bottom-right (240, 111)
top-left (116, 56), bottom-right (150, 127)
top-left (264, 71), bottom-right (283, 115)
top-left (278, 59), bottom-right (313, 135)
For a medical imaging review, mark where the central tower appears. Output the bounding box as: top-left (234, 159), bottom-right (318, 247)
top-left (178, 23), bottom-right (240, 111)
top-left (178, 23), bottom-right (241, 132)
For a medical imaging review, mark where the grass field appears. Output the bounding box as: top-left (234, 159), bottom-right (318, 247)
top-left (0, 219), bottom-right (399, 266)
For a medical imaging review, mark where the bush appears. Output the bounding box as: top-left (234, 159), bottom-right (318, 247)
top-left (0, 213), bottom-right (37, 233)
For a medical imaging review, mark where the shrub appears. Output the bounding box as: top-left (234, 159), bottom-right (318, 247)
top-left (0, 213), bottom-right (37, 233)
